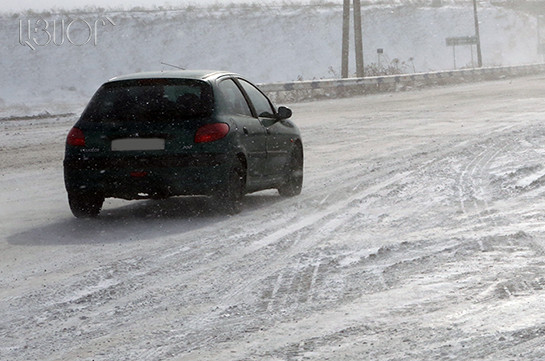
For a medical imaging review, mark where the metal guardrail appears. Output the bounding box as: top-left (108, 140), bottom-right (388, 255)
top-left (258, 63), bottom-right (545, 103)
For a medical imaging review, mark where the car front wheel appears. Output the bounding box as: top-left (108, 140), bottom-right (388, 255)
top-left (278, 146), bottom-right (303, 197)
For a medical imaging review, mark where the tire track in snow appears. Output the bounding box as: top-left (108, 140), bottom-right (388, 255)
top-left (219, 171), bottom-right (413, 305)
top-left (456, 138), bottom-right (513, 250)
top-left (153, 171), bottom-right (418, 351)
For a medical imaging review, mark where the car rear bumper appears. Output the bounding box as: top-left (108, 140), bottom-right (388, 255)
top-left (64, 153), bottom-right (230, 199)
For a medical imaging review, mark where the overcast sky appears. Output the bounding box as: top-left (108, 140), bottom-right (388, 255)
top-left (1, 0), bottom-right (312, 12)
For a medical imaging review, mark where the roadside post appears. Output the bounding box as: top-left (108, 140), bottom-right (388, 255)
top-left (341, 0), bottom-right (365, 78)
top-left (473, 0), bottom-right (483, 67)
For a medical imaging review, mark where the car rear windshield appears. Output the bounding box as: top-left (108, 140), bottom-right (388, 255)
top-left (81, 78), bottom-right (214, 123)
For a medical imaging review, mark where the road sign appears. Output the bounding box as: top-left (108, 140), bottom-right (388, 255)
top-left (446, 36), bottom-right (477, 47)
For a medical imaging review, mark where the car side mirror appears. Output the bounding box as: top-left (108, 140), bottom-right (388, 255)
top-left (276, 106), bottom-right (292, 120)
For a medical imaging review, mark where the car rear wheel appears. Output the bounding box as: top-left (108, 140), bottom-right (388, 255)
top-left (216, 159), bottom-right (245, 214)
top-left (68, 191), bottom-right (104, 218)
top-left (278, 146), bottom-right (303, 197)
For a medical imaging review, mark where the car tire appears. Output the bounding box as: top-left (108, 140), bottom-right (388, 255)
top-left (278, 146), bottom-right (303, 197)
top-left (216, 159), bottom-right (245, 214)
top-left (68, 191), bottom-right (104, 218)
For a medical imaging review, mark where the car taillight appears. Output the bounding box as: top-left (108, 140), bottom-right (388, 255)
top-left (67, 127), bottom-right (85, 147)
top-left (194, 123), bottom-right (230, 143)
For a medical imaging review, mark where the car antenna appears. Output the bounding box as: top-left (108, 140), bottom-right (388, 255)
top-left (161, 62), bottom-right (186, 70)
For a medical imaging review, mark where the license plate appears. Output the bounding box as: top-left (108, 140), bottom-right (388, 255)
top-left (111, 138), bottom-right (165, 151)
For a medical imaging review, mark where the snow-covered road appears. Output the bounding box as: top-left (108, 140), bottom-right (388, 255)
top-left (3, 76), bottom-right (545, 360)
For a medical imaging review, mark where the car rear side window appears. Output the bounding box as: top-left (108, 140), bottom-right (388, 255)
top-left (216, 79), bottom-right (253, 117)
top-left (237, 79), bottom-right (274, 117)
top-left (81, 79), bottom-right (213, 123)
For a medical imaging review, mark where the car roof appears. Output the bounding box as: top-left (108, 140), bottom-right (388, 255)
top-left (108, 70), bottom-right (239, 82)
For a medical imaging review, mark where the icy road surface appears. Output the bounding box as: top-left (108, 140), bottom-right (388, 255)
top-left (3, 76), bottom-right (545, 360)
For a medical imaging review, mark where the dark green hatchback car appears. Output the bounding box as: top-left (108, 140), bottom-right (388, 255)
top-left (64, 70), bottom-right (303, 217)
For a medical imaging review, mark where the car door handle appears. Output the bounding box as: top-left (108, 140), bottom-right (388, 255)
top-left (266, 128), bottom-right (271, 135)
top-left (243, 127), bottom-right (249, 135)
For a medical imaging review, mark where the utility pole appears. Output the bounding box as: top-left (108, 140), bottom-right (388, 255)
top-left (341, 0), bottom-right (350, 78)
top-left (473, 0), bottom-right (483, 67)
top-left (353, 0), bottom-right (364, 77)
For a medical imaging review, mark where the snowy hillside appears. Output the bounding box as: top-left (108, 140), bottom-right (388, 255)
top-left (0, 2), bottom-right (541, 111)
